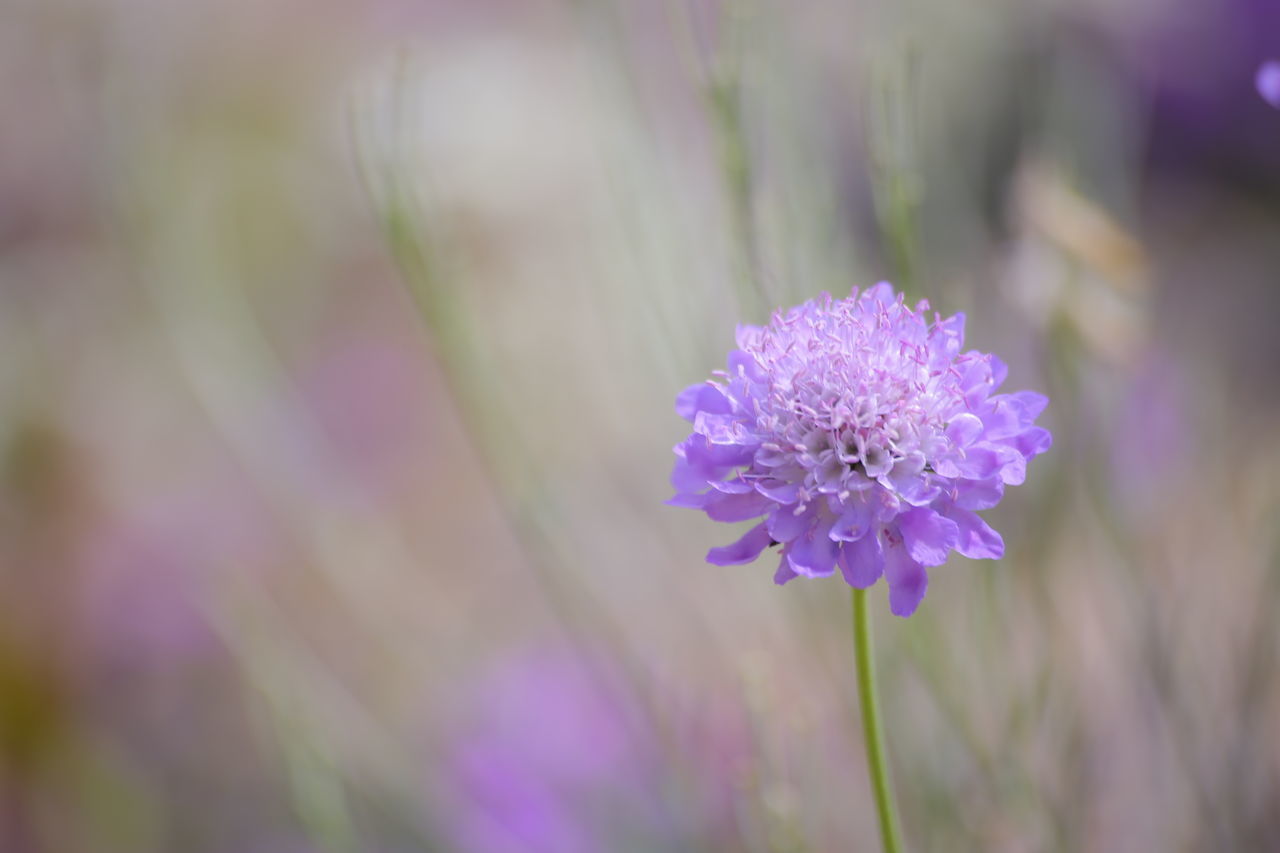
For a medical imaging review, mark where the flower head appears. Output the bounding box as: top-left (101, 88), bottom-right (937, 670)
top-left (669, 283), bottom-right (1051, 616)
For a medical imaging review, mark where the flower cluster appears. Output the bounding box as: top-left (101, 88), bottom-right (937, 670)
top-left (669, 283), bottom-right (1051, 616)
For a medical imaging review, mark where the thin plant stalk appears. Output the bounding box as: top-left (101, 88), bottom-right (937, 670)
top-left (852, 587), bottom-right (905, 853)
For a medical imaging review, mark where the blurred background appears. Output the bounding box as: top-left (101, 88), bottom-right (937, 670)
top-left (2, 0), bottom-right (1279, 850)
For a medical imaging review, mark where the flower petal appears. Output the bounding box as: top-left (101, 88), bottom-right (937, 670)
top-left (943, 506), bottom-right (1004, 560)
top-left (756, 479), bottom-right (802, 504)
top-left (727, 349), bottom-right (768, 383)
top-left (773, 552), bottom-right (798, 585)
top-left (830, 500), bottom-right (873, 542)
top-left (863, 281), bottom-right (895, 306)
top-left (670, 456), bottom-right (708, 493)
top-left (766, 503), bottom-right (814, 543)
top-left (676, 382), bottom-right (731, 422)
top-left (675, 383), bottom-right (703, 421)
top-left (979, 397), bottom-right (1023, 439)
top-left (945, 413), bottom-right (984, 448)
top-left (996, 446), bottom-right (1027, 485)
top-left (885, 453), bottom-right (942, 506)
top-left (956, 446), bottom-right (1002, 479)
top-left (665, 491), bottom-right (709, 509)
top-left (694, 411), bottom-right (754, 445)
top-left (707, 522), bottom-right (774, 566)
top-left (931, 454), bottom-right (962, 479)
top-left (786, 524), bottom-right (840, 577)
top-left (813, 451), bottom-right (848, 493)
top-left (685, 434), bottom-right (756, 470)
top-left (1009, 390), bottom-right (1048, 421)
top-left (989, 355), bottom-right (1008, 388)
top-left (929, 312), bottom-right (966, 359)
top-left (861, 441), bottom-right (893, 478)
top-left (883, 542), bottom-right (928, 617)
top-left (897, 507), bottom-right (960, 567)
top-left (954, 477), bottom-right (1004, 510)
top-left (734, 325), bottom-right (765, 351)
top-left (704, 490), bottom-right (771, 522)
top-left (959, 359), bottom-right (996, 407)
top-left (838, 530), bottom-right (884, 588)
top-left (1013, 426), bottom-right (1053, 459)
top-left (707, 477), bottom-right (755, 494)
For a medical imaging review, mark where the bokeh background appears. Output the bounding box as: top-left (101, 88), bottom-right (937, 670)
top-left (3, 0), bottom-right (1280, 850)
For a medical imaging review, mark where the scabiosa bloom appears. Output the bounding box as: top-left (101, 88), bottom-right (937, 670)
top-left (669, 283), bottom-right (1051, 617)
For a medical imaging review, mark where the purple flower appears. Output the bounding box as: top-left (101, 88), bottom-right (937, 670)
top-left (1257, 61), bottom-right (1280, 108)
top-left (669, 283), bottom-right (1050, 617)
top-left (445, 651), bottom-right (647, 852)
top-left (442, 648), bottom-right (745, 851)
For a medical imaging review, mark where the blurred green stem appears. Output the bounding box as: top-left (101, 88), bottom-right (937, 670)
top-left (705, 3), bottom-right (769, 321)
top-left (867, 50), bottom-right (921, 294)
top-left (852, 587), bottom-right (904, 853)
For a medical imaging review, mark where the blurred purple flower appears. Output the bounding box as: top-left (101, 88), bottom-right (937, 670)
top-left (1127, 0), bottom-right (1280, 187)
top-left (444, 649), bottom-right (741, 852)
top-left (301, 337), bottom-right (427, 493)
top-left (669, 283), bottom-right (1050, 617)
top-left (1257, 61), bottom-right (1280, 108)
top-left (79, 478), bottom-right (274, 668)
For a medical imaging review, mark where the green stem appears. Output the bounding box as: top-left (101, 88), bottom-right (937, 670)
top-left (852, 587), bottom-right (905, 853)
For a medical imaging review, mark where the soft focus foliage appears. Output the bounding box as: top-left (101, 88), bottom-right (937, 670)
top-left (2, 0), bottom-right (1280, 850)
